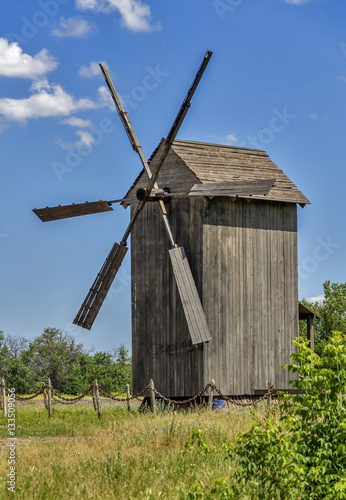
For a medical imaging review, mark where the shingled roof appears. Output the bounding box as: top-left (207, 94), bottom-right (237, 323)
top-left (122, 138), bottom-right (310, 207)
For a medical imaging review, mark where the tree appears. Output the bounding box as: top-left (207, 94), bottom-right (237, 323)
top-left (300, 280), bottom-right (346, 355)
top-left (26, 328), bottom-right (84, 392)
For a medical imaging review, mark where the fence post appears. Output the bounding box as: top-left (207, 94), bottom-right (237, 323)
top-left (94, 379), bottom-right (102, 419)
top-left (149, 379), bottom-right (156, 414)
top-left (208, 379), bottom-right (215, 410)
top-left (43, 383), bottom-right (48, 410)
top-left (47, 378), bottom-right (52, 418)
top-left (92, 381), bottom-right (97, 411)
top-left (126, 383), bottom-right (131, 411)
top-left (1, 379), bottom-right (7, 417)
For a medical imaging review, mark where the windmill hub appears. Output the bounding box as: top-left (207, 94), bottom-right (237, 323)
top-left (136, 187), bottom-right (171, 203)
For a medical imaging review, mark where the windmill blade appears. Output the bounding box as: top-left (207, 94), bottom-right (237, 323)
top-left (33, 200), bottom-right (114, 222)
top-left (188, 178), bottom-right (275, 197)
top-left (73, 242), bottom-right (128, 329)
top-left (74, 51), bottom-right (213, 337)
top-left (146, 50), bottom-right (213, 192)
top-left (169, 247), bottom-right (211, 344)
top-left (121, 50), bottom-right (213, 245)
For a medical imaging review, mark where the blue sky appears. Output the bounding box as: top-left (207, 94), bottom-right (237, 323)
top-left (0, 0), bottom-right (345, 353)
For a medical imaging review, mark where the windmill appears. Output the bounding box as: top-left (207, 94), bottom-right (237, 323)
top-left (33, 51), bottom-right (273, 348)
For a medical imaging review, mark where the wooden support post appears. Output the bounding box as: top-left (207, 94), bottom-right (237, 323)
top-left (208, 379), bottom-right (215, 410)
top-left (1, 379), bottom-right (7, 417)
top-left (307, 315), bottom-right (314, 351)
top-left (43, 383), bottom-right (48, 410)
top-left (267, 391), bottom-right (272, 409)
top-left (149, 379), bottom-right (156, 414)
top-left (126, 383), bottom-right (131, 411)
top-left (47, 378), bottom-right (52, 418)
top-left (92, 381), bottom-right (97, 411)
top-left (94, 379), bottom-right (102, 419)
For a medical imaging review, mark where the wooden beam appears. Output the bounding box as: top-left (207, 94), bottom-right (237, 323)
top-left (33, 200), bottom-right (113, 222)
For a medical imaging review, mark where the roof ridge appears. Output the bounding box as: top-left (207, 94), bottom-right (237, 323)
top-left (172, 138), bottom-right (267, 154)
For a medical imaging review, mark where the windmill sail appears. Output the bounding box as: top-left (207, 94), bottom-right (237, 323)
top-left (33, 200), bottom-right (113, 222)
top-left (169, 247), bottom-right (211, 344)
top-left (73, 242), bottom-right (128, 329)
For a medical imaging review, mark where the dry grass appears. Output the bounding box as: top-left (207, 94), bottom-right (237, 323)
top-left (0, 401), bottom-right (259, 499)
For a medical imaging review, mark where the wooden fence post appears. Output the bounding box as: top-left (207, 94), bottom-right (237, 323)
top-left (92, 381), bottom-right (97, 411)
top-left (149, 379), bottom-right (156, 414)
top-left (94, 379), bottom-right (102, 419)
top-left (126, 383), bottom-right (131, 411)
top-left (1, 379), bottom-right (7, 417)
top-left (208, 379), bottom-right (215, 410)
top-left (43, 383), bottom-right (48, 410)
top-left (47, 378), bottom-right (52, 418)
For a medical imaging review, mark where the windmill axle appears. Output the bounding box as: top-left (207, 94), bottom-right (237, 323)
top-left (136, 187), bottom-right (170, 202)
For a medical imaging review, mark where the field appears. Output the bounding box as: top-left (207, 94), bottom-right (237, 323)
top-left (0, 400), bottom-right (258, 499)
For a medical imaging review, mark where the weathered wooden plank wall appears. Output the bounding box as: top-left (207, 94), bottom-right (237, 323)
top-left (202, 198), bottom-right (298, 394)
top-left (131, 196), bottom-right (298, 397)
top-left (131, 197), bottom-right (206, 397)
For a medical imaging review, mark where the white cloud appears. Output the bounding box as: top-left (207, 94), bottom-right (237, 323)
top-left (0, 38), bottom-right (58, 79)
top-left (226, 133), bottom-right (238, 144)
top-left (338, 76), bottom-right (346, 83)
top-left (75, 0), bottom-right (161, 32)
top-left (60, 116), bottom-right (92, 128)
top-left (309, 113), bottom-right (318, 120)
top-left (51, 16), bottom-right (97, 38)
top-left (79, 61), bottom-right (105, 78)
top-left (54, 129), bottom-right (95, 150)
top-left (284, 0), bottom-right (312, 4)
top-left (97, 85), bottom-right (114, 110)
top-left (0, 79), bottom-right (99, 130)
top-left (306, 294), bottom-right (325, 305)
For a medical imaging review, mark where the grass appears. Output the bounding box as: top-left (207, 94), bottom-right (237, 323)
top-left (0, 400), bottom-right (260, 499)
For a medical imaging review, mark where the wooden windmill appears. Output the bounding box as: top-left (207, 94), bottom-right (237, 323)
top-left (33, 51), bottom-right (310, 398)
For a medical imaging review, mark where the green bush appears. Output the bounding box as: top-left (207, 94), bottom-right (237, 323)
top-left (232, 331), bottom-right (346, 499)
top-left (186, 332), bottom-right (346, 499)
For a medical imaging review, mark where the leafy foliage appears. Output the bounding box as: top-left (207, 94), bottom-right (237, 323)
top-left (185, 332), bottom-right (346, 499)
top-left (300, 280), bottom-right (346, 355)
top-left (0, 328), bottom-right (131, 394)
top-left (232, 331), bottom-right (346, 499)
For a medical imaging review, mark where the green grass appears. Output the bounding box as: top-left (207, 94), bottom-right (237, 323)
top-left (0, 401), bottom-right (258, 499)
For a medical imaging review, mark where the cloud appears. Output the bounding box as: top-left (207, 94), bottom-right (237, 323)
top-left (60, 116), bottom-right (92, 128)
top-left (309, 113), bottom-right (318, 120)
top-left (226, 133), bottom-right (238, 144)
top-left (97, 85), bottom-right (114, 110)
top-left (0, 79), bottom-right (99, 130)
top-left (306, 294), bottom-right (325, 305)
top-left (75, 0), bottom-right (161, 32)
top-left (338, 76), bottom-right (346, 83)
top-left (51, 16), bottom-right (97, 38)
top-left (79, 61), bottom-right (105, 78)
top-left (0, 38), bottom-right (58, 79)
top-left (54, 129), bottom-right (95, 150)
top-left (284, 0), bottom-right (312, 4)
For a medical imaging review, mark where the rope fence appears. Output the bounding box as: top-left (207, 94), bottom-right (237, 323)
top-left (0, 377), bottom-right (278, 419)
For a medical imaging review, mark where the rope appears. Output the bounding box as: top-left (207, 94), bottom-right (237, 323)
top-left (1, 380), bottom-right (278, 407)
